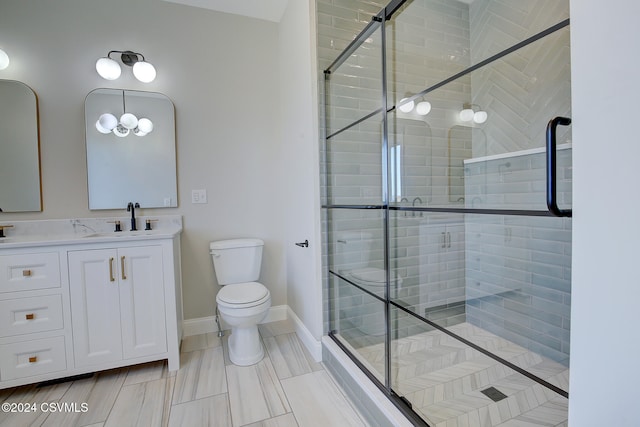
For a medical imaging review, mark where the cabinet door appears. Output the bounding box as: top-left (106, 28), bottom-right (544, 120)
top-left (69, 249), bottom-right (123, 367)
top-left (118, 246), bottom-right (167, 359)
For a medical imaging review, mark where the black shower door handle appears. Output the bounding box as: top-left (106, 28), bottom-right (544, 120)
top-left (546, 116), bottom-right (572, 217)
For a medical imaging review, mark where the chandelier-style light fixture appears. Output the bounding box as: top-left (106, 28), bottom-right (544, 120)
top-left (0, 48), bottom-right (9, 70)
top-left (95, 90), bottom-right (154, 137)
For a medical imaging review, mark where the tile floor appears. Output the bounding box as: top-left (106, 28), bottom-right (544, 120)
top-left (0, 321), bottom-right (371, 427)
top-left (349, 322), bottom-right (569, 427)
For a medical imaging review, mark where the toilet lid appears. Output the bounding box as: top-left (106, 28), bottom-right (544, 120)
top-left (350, 268), bottom-right (402, 286)
top-left (217, 282), bottom-right (270, 306)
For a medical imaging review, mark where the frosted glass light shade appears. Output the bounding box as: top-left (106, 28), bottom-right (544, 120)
top-left (95, 120), bottom-right (112, 134)
top-left (133, 61), bottom-right (156, 83)
top-left (98, 113), bottom-right (118, 131)
top-left (120, 113), bottom-right (138, 130)
top-left (473, 110), bottom-right (488, 124)
top-left (416, 101), bottom-right (431, 116)
top-left (96, 57), bottom-right (121, 80)
top-left (459, 108), bottom-right (474, 122)
top-left (113, 124), bottom-right (130, 137)
top-left (0, 49), bottom-right (9, 70)
top-left (398, 98), bottom-right (414, 113)
top-left (133, 127), bottom-right (147, 136)
top-left (137, 118), bottom-right (153, 133)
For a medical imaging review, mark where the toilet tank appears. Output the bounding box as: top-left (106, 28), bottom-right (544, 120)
top-left (210, 238), bottom-right (264, 285)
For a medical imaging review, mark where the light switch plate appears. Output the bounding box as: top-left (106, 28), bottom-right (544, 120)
top-left (191, 189), bottom-right (207, 204)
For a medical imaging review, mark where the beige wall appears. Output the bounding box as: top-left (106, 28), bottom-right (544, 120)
top-left (0, 0), bottom-right (287, 319)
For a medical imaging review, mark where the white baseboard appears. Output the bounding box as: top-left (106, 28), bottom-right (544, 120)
top-left (287, 307), bottom-right (322, 362)
top-left (182, 305), bottom-right (321, 362)
top-left (182, 316), bottom-right (216, 337)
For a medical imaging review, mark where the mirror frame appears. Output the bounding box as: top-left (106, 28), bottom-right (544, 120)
top-left (84, 88), bottom-right (177, 210)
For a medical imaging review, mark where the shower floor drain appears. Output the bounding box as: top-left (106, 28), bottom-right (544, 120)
top-left (480, 386), bottom-right (508, 402)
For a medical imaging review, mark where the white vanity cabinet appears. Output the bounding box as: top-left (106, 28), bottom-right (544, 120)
top-left (69, 245), bottom-right (167, 368)
top-left (0, 251), bottom-right (69, 383)
top-left (0, 227), bottom-right (183, 390)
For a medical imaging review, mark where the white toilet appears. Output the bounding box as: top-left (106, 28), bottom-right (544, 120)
top-left (210, 238), bottom-right (271, 366)
top-left (337, 232), bottom-right (402, 336)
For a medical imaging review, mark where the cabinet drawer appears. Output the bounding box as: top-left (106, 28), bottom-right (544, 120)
top-left (0, 253), bottom-right (60, 293)
top-left (0, 336), bottom-right (67, 381)
top-left (0, 295), bottom-right (64, 338)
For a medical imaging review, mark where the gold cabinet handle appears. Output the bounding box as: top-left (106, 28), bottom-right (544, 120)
top-left (25, 313), bottom-right (35, 320)
top-left (109, 257), bottom-right (115, 282)
top-left (28, 356), bottom-right (37, 363)
top-left (121, 256), bottom-right (126, 280)
top-left (23, 269), bottom-right (32, 277)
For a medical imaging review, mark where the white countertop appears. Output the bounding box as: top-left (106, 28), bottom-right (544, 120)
top-left (0, 215), bottom-right (182, 249)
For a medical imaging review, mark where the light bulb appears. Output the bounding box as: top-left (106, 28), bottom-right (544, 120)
top-left (120, 113), bottom-right (138, 130)
top-left (0, 49), bottom-right (9, 70)
top-left (133, 127), bottom-right (147, 136)
top-left (137, 118), bottom-right (153, 133)
top-left (96, 57), bottom-right (121, 80)
top-left (398, 98), bottom-right (414, 113)
top-left (98, 113), bottom-right (118, 131)
top-left (473, 110), bottom-right (488, 124)
top-left (95, 120), bottom-right (112, 134)
top-left (459, 108), bottom-right (474, 122)
top-left (133, 61), bottom-right (156, 83)
top-left (416, 101), bottom-right (431, 116)
top-left (113, 124), bottom-right (130, 137)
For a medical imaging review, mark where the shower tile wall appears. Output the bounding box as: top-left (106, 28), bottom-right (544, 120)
top-left (469, 0), bottom-right (571, 157)
top-left (464, 147), bottom-right (572, 365)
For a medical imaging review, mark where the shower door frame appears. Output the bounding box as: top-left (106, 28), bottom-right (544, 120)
top-left (322, 1), bottom-right (571, 424)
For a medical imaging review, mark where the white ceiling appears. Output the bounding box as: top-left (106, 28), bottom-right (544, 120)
top-left (162, 0), bottom-right (289, 23)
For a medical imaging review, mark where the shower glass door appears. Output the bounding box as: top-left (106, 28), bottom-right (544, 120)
top-left (324, 0), bottom-right (572, 425)
top-left (324, 19), bottom-right (388, 385)
top-left (386, 1), bottom-right (571, 425)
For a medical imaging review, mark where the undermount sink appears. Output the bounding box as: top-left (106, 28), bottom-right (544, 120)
top-left (83, 231), bottom-right (157, 238)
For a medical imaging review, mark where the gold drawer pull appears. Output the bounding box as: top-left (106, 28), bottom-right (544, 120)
top-left (109, 257), bottom-right (115, 282)
top-left (23, 269), bottom-right (32, 277)
top-left (28, 356), bottom-right (37, 363)
top-left (25, 313), bottom-right (35, 320)
top-left (121, 256), bottom-right (126, 280)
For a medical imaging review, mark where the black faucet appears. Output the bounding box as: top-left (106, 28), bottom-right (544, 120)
top-left (126, 202), bottom-right (140, 231)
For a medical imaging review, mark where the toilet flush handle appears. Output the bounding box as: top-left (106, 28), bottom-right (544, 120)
top-left (295, 240), bottom-right (309, 248)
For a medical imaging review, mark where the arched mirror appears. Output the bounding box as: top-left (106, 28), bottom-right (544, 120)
top-left (84, 88), bottom-right (177, 210)
top-left (0, 80), bottom-right (41, 212)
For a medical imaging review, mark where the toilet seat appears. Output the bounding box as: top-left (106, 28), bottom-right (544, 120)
top-left (349, 267), bottom-right (402, 287)
top-left (217, 282), bottom-right (270, 309)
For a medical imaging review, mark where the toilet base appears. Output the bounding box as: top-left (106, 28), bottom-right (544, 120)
top-left (228, 325), bottom-right (264, 366)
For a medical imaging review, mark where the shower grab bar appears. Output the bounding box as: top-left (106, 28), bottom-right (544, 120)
top-left (546, 116), bottom-right (572, 217)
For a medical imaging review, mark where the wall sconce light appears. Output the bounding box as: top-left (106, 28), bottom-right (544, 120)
top-left (398, 96), bottom-right (432, 116)
top-left (96, 50), bottom-right (156, 83)
top-left (0, 48), bottom-right (9, 70)
top-left (459, 103), bottom-right (488, 124)
top-left (398, 97), bottom-right (415, 113)
top-left (416, 101), bottom-right (432, 116)
top-left (96, 90), bottom-right (153, 137)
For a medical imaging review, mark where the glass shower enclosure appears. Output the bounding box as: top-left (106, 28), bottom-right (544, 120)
top-left (322, 0), bottom-right (572, 425)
